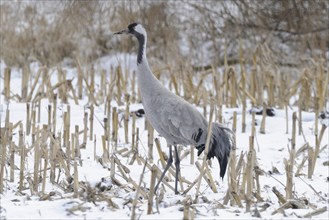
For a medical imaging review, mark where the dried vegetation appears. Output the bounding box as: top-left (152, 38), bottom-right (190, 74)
top-left (0, 0), bottom-right (328, 219)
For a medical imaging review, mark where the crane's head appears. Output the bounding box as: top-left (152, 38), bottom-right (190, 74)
top-left (114, 22), bottom-right (147, 65)
top-left (114, 22), bottom-right (146, 38)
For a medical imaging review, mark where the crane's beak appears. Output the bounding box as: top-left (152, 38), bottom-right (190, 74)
top-left (114, 28), bottom-right (129, 35)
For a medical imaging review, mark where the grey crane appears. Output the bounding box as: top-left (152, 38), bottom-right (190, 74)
top-left (114, 22), bottom-right (234, 194)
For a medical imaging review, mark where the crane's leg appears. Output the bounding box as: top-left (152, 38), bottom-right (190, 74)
top-left (154, 145), bottom-right (173, 194)
top-left (173, 145), bottom-right (180, 194)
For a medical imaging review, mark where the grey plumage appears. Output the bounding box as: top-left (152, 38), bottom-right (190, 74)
top-left (115, 22), bottom-right (234, 194)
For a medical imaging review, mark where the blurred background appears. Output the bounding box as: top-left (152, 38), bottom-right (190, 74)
top-left (0, 0), bottom-right (328, 69)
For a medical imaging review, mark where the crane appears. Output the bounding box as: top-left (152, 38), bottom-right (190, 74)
top-left (114, 22), bottom-right (234, 194)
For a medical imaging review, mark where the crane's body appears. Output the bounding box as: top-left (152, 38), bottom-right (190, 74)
top-left (115, 23), bottom-right (233, 194)
top-left (139, 60), bottom-right (208, 147)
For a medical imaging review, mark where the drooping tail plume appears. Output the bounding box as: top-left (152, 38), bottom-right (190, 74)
top-left (202, 122), bottom-right (234, 178)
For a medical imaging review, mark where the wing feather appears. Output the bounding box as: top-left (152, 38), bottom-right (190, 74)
top-left (157, 96), bottom-right (207, 145)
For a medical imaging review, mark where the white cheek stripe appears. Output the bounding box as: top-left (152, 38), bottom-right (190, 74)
top-left (135, 25), bottom-right (146, 35)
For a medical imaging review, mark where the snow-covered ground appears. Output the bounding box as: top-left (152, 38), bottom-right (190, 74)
top-left (0, 56), bottom-right (328, 219)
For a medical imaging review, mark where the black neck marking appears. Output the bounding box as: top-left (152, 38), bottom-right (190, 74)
top-left (133, 31), bottom-right (145, 65)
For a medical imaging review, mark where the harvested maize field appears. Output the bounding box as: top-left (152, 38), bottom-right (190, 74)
top-left (0, 50), bottom-right (328, 219)
top-left (0, 1), bottom-right (328, 219)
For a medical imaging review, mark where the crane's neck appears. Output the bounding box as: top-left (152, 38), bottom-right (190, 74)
top-left (135, 32), bottom-right (146, 65)
top-left (135, 31), bottom-right (163, 102)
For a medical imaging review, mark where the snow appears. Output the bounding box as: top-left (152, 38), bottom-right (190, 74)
top-left (0, 56), bottom-right (328, 220)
